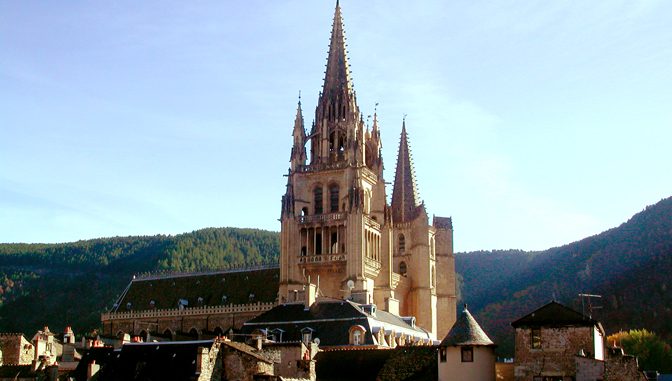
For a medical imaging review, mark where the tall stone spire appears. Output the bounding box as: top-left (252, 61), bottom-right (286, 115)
top-left (322, 0), bottom-right (352, 95)
top-left (310, 0), bottom-right (362, 165)
top-left (391, 120), bottom-right (421, 223)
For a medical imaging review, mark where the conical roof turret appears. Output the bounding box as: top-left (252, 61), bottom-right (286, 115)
top-left (440, 305), bottom-right (495, 347)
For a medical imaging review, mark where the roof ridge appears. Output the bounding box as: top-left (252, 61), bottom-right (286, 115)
top-left (132, 264), bottom-right (280, 282)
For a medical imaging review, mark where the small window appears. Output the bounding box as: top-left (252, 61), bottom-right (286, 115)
top-left (531, 328), bottom-right (541, 349)
top-left (398, 234), bottom-right (406, 253)
top-left (439, 347), bottom-right (447, 362)
top-left (221, 295), bottom-right (228, 304)
top-left (461, 347), bottom-right (473, 362)
top-left (349, 325), bottom-right (367, 345)
top-left (126, 302), bottom-right (132, 310)
top-left (399, 261), bottom-right (407, 276)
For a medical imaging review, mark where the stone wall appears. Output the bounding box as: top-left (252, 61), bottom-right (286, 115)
top-left (604, 349), bottom-right (647, 381)
top-left (221, 346), bottom-right (273, 381)
top-left (575, 356), bottom-right (604, 381)
top-left (0, 334), bottom-right (33, 365)
top-left (514, 326), bottom-right (596, 381)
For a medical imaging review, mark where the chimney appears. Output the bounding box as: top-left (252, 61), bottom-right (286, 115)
top-left (87, 360), bottom-right (100, 381)
top-left (304, 283), bottom-right (317, 309)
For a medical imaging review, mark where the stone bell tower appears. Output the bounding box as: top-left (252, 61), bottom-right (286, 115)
top-left (278, 1), bottom-right (456, 339)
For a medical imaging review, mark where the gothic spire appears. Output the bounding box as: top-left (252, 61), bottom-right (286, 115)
top-left (322, 0), bottom-right (353, 95)
top-left (391, 120), bottom-right (421, 223)
top-left (310, 1), bottom-right (362, 165)
top-left (290, 97), bottom-right (306, 169)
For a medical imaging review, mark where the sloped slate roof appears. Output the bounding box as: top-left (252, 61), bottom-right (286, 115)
top-left (243, 300), bottom-right (428, 347)
top-left (440, 306), bottom-right (495, 347)
top-left (112, 266), bottom-right (279, 312)
top-left (98, 340), bottom-right (213, 381)
top-left (243, 300), bottom-right (370, 346)
top-left (511, 301), bottom-right (598, 328)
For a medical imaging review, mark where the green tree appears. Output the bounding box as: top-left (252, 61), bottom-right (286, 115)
top-left (607, 329), bottom-right (672, 373)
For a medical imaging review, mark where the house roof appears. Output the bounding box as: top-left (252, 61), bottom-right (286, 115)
top-left (0, 365), bottom-right (35, 378)
top-left (440, 305), bottom-right (495, 347)
top-left (111, 266), bottom-right (279, 312)
top-left (242, 299), bottom-right (430, 347)
top-left (95, 340), bottom-right (214, 381)
top-left (511, 301), bottom-right (599, 328)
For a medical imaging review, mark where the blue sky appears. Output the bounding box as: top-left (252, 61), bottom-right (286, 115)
top-left (1, 1), bottom-right (671, 252)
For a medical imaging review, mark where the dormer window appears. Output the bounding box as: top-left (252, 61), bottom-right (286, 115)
top-left (126, 302), bottom-right (132, 310)
top-left (149, 300), bottom-right (156, 308)
top-left (349, 325), bottom-right (367, 346)
top-left (249, 293), bottom-right (255, 302)
top-left (197, 297), bottom-right (204, 306)
top-left (301, 327), bottom-right (315, 345)
top-left (221, 295), bottom-right (228, 305)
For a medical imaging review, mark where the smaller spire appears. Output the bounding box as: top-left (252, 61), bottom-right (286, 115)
top-left (391, 119), bottom-right (421, 223)
top-left (290, 97), bottom-right (307, 168)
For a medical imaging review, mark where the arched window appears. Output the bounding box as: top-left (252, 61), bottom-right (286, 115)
top-left (349, 325), bottom-right (366, 345)
top-left (314, 187), bottom-right (323, 215)
top-left (398, 234), bottom-right (406, 253)
top-left (329, 184), bottom-right (339, 213)
top-left (399, 261), bottom-right (407, 276)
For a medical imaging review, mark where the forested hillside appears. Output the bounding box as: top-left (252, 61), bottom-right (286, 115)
top-left (456, 196), bottom-right (672, 356)
top-left (0, 228), bottom-right (279, 334)
top-left (1, 197), bottom-right (670, 357)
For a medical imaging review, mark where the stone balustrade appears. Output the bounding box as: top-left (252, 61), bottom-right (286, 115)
top-left (101, 301), bottom-right (276, 321)
top-left (297, 212), bottom-right (346, 224)
top-left (298, 253), bottom-right (347, 264)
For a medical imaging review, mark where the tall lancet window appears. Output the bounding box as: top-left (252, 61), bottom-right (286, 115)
top-left (314, 187), bottom-right (323, 215)
top-left (330, 184), bottom-right (339, 213)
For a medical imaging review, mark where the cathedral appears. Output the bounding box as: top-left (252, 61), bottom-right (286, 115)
top-left (102, 1), bottom-right (456, 343)
top-left (278, 1), bottom-right (456, 339)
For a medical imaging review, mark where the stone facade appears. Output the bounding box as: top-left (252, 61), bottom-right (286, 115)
top-left (102, 301), bottom-right (274, 339)
top-left (278, 1), bottom-right (456, 341)
top-left (514, 325), bottom-right (603, 380)
top-left (0, 334), bottom-right (33, 365)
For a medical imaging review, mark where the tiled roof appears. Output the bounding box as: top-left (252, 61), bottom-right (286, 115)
top-left (112, 266), bottom-right (279, 312)
top-left (97, 340), bottom-right (214, 381)
top-left (221, 340), bottom-right (272, 364)
top-left (511, 301), bottom-right (598, 328)
top-left (0, 365), bottom-right (35, 378)
top-left (440, 305), bottom-right (495, 347)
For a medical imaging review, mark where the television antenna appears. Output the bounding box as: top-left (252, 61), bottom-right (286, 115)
top-left (578, 293), bottom-right (602, 319)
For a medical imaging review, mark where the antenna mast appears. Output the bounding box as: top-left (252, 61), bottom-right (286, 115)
top-left (578, 293), bottom-right (602, 318)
